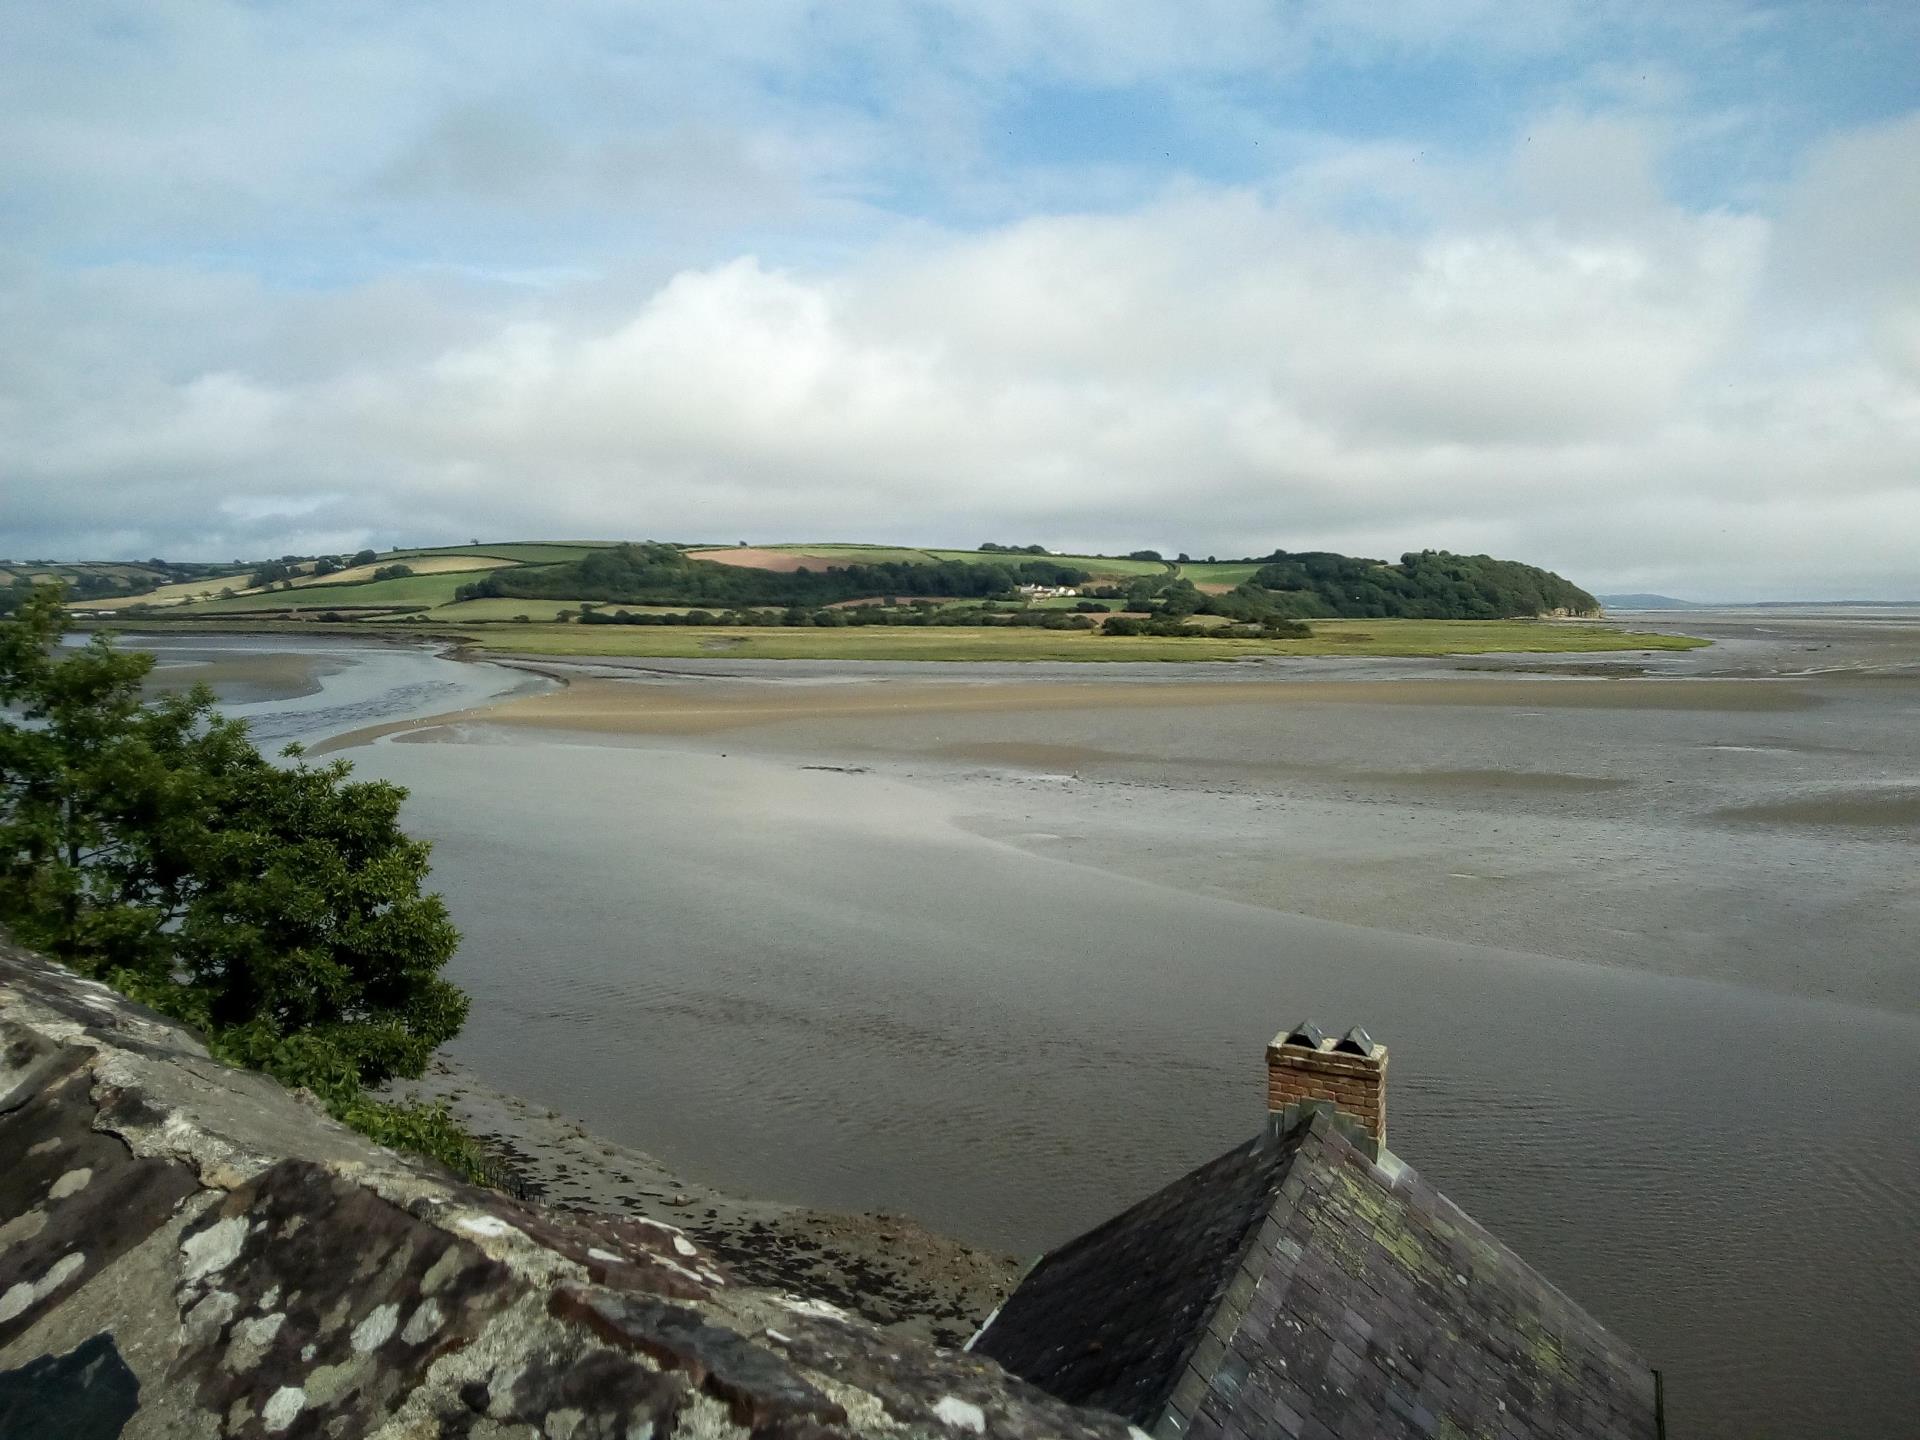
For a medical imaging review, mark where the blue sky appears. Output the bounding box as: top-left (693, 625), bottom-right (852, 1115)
top-left (3, 1), bottom-right (1917, 597)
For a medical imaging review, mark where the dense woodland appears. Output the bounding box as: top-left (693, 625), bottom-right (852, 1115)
top-left (1240, 550), bottom-right (1598, 619)
top-left (456, 542), bottom-right (1092, 605)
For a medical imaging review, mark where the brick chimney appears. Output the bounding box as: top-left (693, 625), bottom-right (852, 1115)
top-left (1267, 1021), bottom-right (1388, 1149)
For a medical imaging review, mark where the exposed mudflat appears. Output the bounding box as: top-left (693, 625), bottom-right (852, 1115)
top-left (385, 1059), bottom-right (1017, 1348)
top-left (1716, 788), bottom-right (1920, 830)
top-left (143, 650), bottom-right (327, 702)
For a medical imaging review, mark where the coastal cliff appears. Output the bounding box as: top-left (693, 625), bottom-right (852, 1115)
top-left (0, 938), bottom-right (1132, 1439)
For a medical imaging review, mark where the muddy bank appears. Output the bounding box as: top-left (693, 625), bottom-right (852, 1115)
top-left (305, 668), bottom-right (1820, 754)
top-left (1716, 788), bottom-right (1920, 831)
top-left (473, 671), bottom-right (1822, 736)
top-left (142, 651), bottom-right (327, 702)
top-left (385, 1058), bottom-right (1019, 1348)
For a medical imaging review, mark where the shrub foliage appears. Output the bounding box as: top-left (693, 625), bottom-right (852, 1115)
top-left (0, 586), bottom-right (483, 1178)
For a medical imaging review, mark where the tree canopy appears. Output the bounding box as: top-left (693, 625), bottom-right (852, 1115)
top-left (0, 586), bottom-right (481, 1174)
top-left (458, 542), bottom-right (1090, 606)
top-left (1239, 550), bottom-right (1598, 619)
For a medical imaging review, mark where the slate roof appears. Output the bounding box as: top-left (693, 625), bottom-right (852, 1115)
top-left (973, 1110), bottom-right (1659, 1440)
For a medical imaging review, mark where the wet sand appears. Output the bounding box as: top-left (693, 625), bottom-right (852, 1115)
top-left (1717, 789), bottom-right (1920, 830)
top-left (143, 651), bottom-right (326, 702)
top-left (331, 669), bottom-right (1826, 748)
top-left (312, 619), bottom-right (1919, 1017)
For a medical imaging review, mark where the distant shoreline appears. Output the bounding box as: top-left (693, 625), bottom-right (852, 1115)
top-left (89, 612), bottom-right (1709, 666)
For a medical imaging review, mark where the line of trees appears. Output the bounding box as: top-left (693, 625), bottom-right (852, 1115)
top-left (572, 599), bottom-right (1311, 639)
top-left (579, 601), bottom-right (1110, 630)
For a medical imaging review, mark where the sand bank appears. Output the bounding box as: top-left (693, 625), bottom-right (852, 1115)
top-left (1717, 789), bottom-right (1920, 830)
top-left (307, 666), bottom-right (1822, 756)
top-left (470, 672), bottom-right (1820, 736)
top-left (144, 651), bottom-right (324, 700)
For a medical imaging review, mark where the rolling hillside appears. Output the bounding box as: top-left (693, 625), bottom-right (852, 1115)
top-left (42, 539), bottom-right (1599, 629)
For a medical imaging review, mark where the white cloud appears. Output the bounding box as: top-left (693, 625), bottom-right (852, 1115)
top-left (2, 5), bottom-right (1916, 599)
top-left (7, 134), bottom-right (1917, 599)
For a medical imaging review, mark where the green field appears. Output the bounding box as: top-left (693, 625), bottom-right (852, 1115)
top-left (1026, 595), bottom-right (1110, 610)
top-left (722, 543), bottom-right (940, 563)
top-left (430, 597), bottom-right (634, 622)
top-left (1175, 561), bottom-right (1267, 586)
top-left (918, 548), bottom-right (1173, 577)
top-left (452, 618), bottom-right (1705, 663)
top-left (82, 576), bottom-right (247, 610)
top-left (164, 570), bottom-right (486, 612)
top-left (387, 542), bottom-right (614, 564)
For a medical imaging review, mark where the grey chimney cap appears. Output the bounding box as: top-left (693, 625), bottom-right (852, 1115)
top-left (1334, 1025), bottom-right (1375, 1056)
top-left (1282, 1020), bottom-right (1328, 1051)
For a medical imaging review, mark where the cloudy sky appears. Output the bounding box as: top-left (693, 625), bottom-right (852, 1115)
top-left (4, 2), bottom-right (1916, 598)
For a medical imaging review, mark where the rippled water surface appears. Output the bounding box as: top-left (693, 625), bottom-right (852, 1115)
top-left (178, 630), bottom-right (1918, 1439)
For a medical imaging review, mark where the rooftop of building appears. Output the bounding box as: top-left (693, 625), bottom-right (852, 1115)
top-left (973, 1058), bottom-right (1658, 1440)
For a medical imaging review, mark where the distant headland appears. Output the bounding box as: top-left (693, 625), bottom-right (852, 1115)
top-left (12, 540), bottom-right (1709, 662)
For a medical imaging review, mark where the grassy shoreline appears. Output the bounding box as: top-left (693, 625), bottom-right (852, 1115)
top-left (94, 616), bottom-right (1708, 662)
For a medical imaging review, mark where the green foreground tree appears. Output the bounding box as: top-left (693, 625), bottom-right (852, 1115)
top-left (0, 586), bottom-right (483, 1176)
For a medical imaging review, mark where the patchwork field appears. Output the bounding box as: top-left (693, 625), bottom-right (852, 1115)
top-left (82, 576), bottom-right (256, 610)
top-left (175, 572), bottom-right (486, 612)
top-left (288, 555), bottom-right (514, 588)
top-left (79, 540), bottom-right (1191, 624)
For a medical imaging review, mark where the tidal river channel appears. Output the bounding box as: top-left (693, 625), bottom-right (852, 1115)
top-left (136, 622), bottom-right (1920, 1440)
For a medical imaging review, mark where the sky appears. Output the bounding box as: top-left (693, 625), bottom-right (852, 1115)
top-left (3, 2), bottom-right (1917, 599)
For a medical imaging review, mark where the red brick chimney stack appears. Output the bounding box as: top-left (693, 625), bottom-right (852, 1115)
top-left (1267, 1022), bottom-right (1388, 1147)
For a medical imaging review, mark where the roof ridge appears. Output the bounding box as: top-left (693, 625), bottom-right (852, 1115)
top-left (1153, 1122), bottom-right (1320, 1437)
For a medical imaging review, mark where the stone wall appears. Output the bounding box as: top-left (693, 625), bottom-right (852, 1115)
top-left (0, 938), bottom-right (1137, 1440)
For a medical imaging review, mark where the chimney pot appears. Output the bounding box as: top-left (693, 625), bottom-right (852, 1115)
top-left (1281, 1020), bottom-right (1328, 1051)
top-left (1334, 1025), bottom-right (1374, 1056)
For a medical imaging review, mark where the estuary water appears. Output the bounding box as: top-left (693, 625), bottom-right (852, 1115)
top-left (152, 623), bottom-right (1920, 1440)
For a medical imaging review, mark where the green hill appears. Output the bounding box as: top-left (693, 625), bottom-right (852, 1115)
top-left (41, 538), bottom-right (1599, 628)
top-left (1221, 549), bottom-right (1599, 620)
